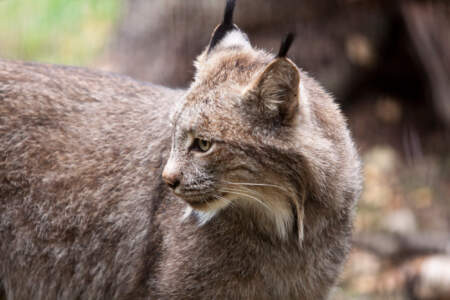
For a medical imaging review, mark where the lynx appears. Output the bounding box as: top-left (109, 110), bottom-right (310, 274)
top-left (0, 0), bottom-right (362, 299)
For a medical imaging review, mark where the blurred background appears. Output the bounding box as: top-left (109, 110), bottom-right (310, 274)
top-left (1, 0), bottom-right (448, 298)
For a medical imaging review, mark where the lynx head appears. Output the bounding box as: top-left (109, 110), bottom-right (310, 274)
top-left (162, 0), bottom-right (347, 243)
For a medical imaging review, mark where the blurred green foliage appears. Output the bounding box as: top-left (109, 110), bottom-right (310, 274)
top-left (0, 0), bottom-right (120, 65)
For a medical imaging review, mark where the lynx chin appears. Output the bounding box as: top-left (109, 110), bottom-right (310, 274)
top-left (0, 0), bottom-right (362, 299)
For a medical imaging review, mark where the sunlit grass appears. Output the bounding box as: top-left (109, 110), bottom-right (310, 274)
top-left (0, 0), bottom-right (121, 65)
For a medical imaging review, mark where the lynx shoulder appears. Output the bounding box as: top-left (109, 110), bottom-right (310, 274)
top-left (0, 1), bottom-right (362, 299)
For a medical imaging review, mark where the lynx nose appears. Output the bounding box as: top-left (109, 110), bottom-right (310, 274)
top-left (162, 160), bottom-right (181, 190)
top-left (163, 172), bottom-right (180, 190)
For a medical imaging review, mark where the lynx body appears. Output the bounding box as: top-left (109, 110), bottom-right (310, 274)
top-left (0, 1), bottom-right (361, 299)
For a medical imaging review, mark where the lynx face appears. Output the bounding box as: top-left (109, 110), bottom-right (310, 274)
top-left (162, 27), bottom-right (304, 237)
top-left (166, 91), bottom-right (292, 203)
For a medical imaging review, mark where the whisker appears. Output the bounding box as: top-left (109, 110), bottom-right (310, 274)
top-left (222, 180), bottom-right (289, 193)
top-left (234, 185), bottom-right (271, 201)
top-left (214, 194), bottom-right (234, 207)
top-left (227, 185), bottom-right (260, 197)
top-left (220, 188), bottom-right (271, 211)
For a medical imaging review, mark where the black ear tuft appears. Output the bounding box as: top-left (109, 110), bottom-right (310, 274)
top-left (208, 0), bottom-right (238, 52)
top-left (223, 0), bottom-right (236, 25)
top-left (277, 33), bottom-right (296, 58)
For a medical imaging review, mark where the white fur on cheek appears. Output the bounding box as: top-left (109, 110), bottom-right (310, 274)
top-left (270, 200), bottom-right (295, 240)
top-left (180, 198), bottom-right (230, 226)
top-left (223, 185), bottom-right (296, 241)
top-left (194, 210), bottom-right (219, 226)
top-left (181, 205), bottom-right (193, 222)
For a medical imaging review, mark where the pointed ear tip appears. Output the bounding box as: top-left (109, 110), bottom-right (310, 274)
top-left (277, 32), bottom-right (296, 58)
top-left (208, 0), bottom-right (238, 53)
top-left (272, 57), bottom-right (300, 77)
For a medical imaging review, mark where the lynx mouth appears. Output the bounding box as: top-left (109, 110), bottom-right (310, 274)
top-left (181, 193), bottom-right (214, 206)
top-left (182, 192), bottom-right (228, 211)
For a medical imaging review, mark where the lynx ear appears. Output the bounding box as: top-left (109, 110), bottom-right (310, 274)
top-left (208, 0), bottom-right (250, 53)
top-left (244, 33), bottom-right (298, 125)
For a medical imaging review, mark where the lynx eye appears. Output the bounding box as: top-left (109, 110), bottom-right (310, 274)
top-left (192, 138), bottom-right (212, 153)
